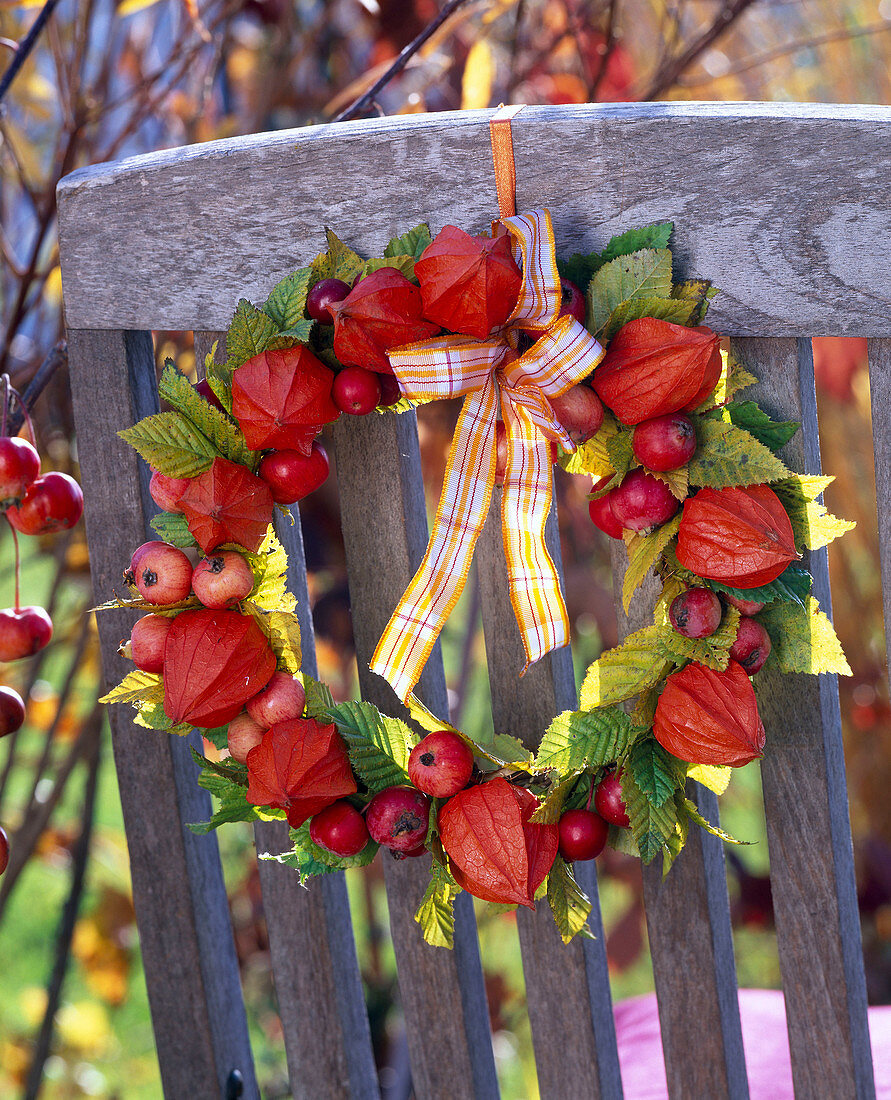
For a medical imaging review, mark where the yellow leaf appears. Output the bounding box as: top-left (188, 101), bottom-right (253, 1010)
top-left (118, 0), bottom-right (163, 13)
top-left (650, 465), bottom-right (689, 501)
top-left (99, 669), bottom-right (163, 706)
top-left (580, 625), bottom-right (674, 709)
top-left (759, 596), bottom-right (851, 676)
top-left (461, 40), bottom-right (495, 110)
top-left (622, 514), bottom-right (681, 612)
top-left (687, 763), bottom-right (732, 795)
top-left (699, 347), bottom-right (757, 410)
top-left (772, 475), bottom-right (854, 551)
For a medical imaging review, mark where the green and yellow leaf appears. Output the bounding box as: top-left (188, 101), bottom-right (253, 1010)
top-left (758, 596), bottom-right (851, 675)
top-left (158, 363), bottom-right (256, 469)
top-left (530, 771), bottom-right (584, 824)
top-left (415, 858), bottom-right (460, 949)
top-left (100, 668), bottom-right (164, 706)
top-left (657, 605), bottom-right (740, 671)
top-left (771, 475), bottom-right (855, 551)
top-left (687, 417), bottom-right (791, 489)
top-left (580, 625), bottom-right (675, 709)
top-left (588, 248), bottom-right (673, 337)
top-left (311, 228), bottom-right (365, 285)
top-left (684, 798), bottom-right (750, 846)
top-left (536, 707), bottom-right (633, 772)
top-left (601, 296), bottom-right (696, 342)
top-left (547, 856), bottom-right (593, 944)
top-left (119, 411), bottom-right (217, 478)
top-left (687, 763), bottom-right (732, 796)
top-left (243, 604), bottom-right (302, 675)
top-left (226, 298), bottom-right (277, 371)
top-left (622, 514), bottom-right (681, 612)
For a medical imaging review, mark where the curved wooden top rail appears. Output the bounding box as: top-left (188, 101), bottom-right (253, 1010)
top-left (57, 101), bottom-right (891, 334)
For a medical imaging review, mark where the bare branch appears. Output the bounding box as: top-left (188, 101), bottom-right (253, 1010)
top-left (0, 0), bottom-right (63, 106)
top-left (332, 0), bottom-right (475, 123)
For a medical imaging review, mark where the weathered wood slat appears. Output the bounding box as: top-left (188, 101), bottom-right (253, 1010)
top-left (332, 411), bottom-right (499, 1100)
top-left (868, 339), bottom-right (891, 692)
top-left (196, 331), bottom-right (380, 1100)
top-left (57, 104), bottom-right (891, 337)
top-left (66, 329), bottom-right (258, 1100)
top-left (610, 565), bottom-right (747, 1100)
top-left (476, 493), bottom-right (624, 1100)
top-left (736, 337), bottom-right (875, 1099)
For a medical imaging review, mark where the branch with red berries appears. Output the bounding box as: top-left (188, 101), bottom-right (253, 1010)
top-left (95, 216), bottom-right (854, 946)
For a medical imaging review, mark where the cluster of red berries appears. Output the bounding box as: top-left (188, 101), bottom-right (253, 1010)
top-left (305, 726), bottom-right (631, 867)
top-left (669, 588), bottom-right (772, 675)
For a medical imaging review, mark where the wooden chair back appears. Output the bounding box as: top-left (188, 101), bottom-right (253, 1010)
top-left (56, 102), bottom-right (889, 1099)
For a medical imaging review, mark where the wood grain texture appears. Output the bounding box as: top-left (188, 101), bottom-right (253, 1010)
top-left (868, 339), bottom-right (891, 694)
top-left (610, 562), bottom-right (748, 1100)
top-left (476, 490), bottom-right (623, 1100)
top-left (66, 329), bottom-right (258, 1100)
top-left (196, 330), bottom-right (380, 1100)
top-left (736, 337), bottom-right (874, 1099)
top-left (57, 103), bottom-right (891, 335)
top-left (331, 410), bottom-right (499, 1100)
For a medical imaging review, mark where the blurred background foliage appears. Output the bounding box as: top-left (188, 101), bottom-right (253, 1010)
top-left (2, 0), bottom-right (891, 1096)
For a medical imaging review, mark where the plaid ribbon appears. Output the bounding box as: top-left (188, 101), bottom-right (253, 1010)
top-left (370, 208), bottom-right (604, 702)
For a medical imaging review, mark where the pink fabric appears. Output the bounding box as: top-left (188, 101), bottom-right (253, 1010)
top-left (614, 988), bottom-right (891, 1098)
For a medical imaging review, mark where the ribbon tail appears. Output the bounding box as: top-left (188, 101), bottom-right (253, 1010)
top-left (501, 399), bottom-right (570, 675)
top-left (371, 380), bottom-right (499, 702)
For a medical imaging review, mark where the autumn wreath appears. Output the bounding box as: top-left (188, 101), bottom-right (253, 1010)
top-left (96, 208), bottom-right (853, 949)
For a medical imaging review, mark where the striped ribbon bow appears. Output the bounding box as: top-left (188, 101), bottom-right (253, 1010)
top-left (370, 208), bottom-right (604, 703)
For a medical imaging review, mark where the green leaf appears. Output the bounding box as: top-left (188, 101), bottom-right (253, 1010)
top-left (311, 228), bottom-right (365, 285)
top-left (157, 362), bottom-right (255, 468)
top-left (326, 701), bottom-right (414, 792)
top-left (601, 223), bottom-right (674, 262)
top-left (758, 596), bottom-right (851, 675)
top-left (662, 792), bottom-right (691, 875)
top-left (265, 322), bottom-right (315, 347)
top-left (301, 675), bottom-right (334, 719)
top-left (702, 564), bottom-right (813, 608)
top-left (684, 797), bottom-right (750, 846)
top-left (119, 411), bottom-right (217, 478)
top-left (771, 475), bottom-right (855, 551)
top-left (225, 298), bottom-right (278, 371)
top-left (724, 401), bottom-right (799, 452)
top-left (536, 708), bottom-right (633, 772)
top-left (656, 605), bottom-right (741, 671)
top-left (262, 822), bottom-right (379, 882)
top-left (203, 342), bottom-right (234, 414)
top-left (579, 625), bottom-right (675, 709)
top-left (189, 747), bottom-right (249, 786)
top-left (687, 763), bottom-right (732, 795)
top-left (189, 777), bottom-right (259, 834)
top-left (243, 603), bottom-right (302, 675)
top-left (547, 857), bottom-right (593, 944)
top-left (362, 255), bottom-right (416, 281)
top-left (133, 698), bottom-right (174, 730)
top-left (588, 248), bottom-right (673, 337)
top-left (687, 417), bottom-right (791, 489)
top-left (622, 767), bottom-right (680, 863)
top-left (530, 771), bottom-right (584, 824)
top-left (602, 296), bottom-right (696, 342)
top-left (149, 510), bottom-right (197, 547)
top-left (605, 430), bottom-right (635, 481)
top-left (622, 515), bottom-right (681, 612)
top-left (264, 268), bottom-right (313, 332)
top-left (415, 858), bottom-right (460, 948)
top-left (385, 223), bottom-right (432, 260)
top-left (626, 737), bottom-right (683, 809)
top-left (99, 668), bottom-right (164, 706)
top-left (557, 253), bottom-right (601, 294)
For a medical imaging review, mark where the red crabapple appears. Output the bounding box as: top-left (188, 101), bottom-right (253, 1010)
top-left (310, 800), bottom-right (370, 857)
top-left (669, 588), bottom-right (723, 639)
top-left (408, 730), bottom-right (474, 798)
top-left (6, 472), bottom-right (83, 535)
top-left (729, 616), bottom-right (772, 675)
top-left (549, 384), bottom-right (604, 444)
top-left (609, 469), bottom-right (678, 533)
top-left (366, 786), bottom-right (430, 852)
top-left (129, 614), bottom-right (173, 673)
top-left (227, 712), bottom-right (266, 763)
top-left (594, 771), bottom-right (630, 828)
top-left (558, 278), bottom-right (586, 326)
top-left (129, 542), bottom-right (193, 605)
top-left (0, 606), bottom-right (53, 662)
top-left (246, 671), bottom-right (306, 728)
top-left (0, 437), bottom-right (40, 506)
top-left (258, 444), bottom-right (329, 505)
top-left (632, 413), bottom-right (697, 472)
top-left (332, 366), bottom-right (382, 415)
top-left (0, 686), bottom-right (26, 737)
top-left (191, 551), bottom-right (254, 608)
top-left (558, 808), bottom-right (608, 861)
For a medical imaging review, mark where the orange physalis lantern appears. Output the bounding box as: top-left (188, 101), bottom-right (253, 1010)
top-left (676, 484), bottom-right (799, 588)
top-left (653, 659), bottom-right (766, 767)
top-left (178, 456), bottom-right (273, 554)
top-left (439, 778), bottom-right (558, 907)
